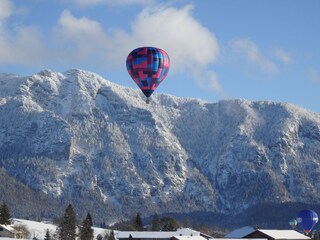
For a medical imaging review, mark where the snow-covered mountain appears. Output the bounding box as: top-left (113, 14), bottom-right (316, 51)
top-left (1, 69), bottom-right (320, 225)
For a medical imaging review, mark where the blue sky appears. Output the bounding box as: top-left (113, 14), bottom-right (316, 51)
top-left (0, 0), bottom-right (319, 113)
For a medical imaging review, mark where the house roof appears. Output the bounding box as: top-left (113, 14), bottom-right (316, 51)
top-left (115, 228), bottom-right (201, 240)
top-left (217, 239), bottom-right (266, 240)
top-left (254, 230), bottom-right (310, 240)
top-left (225, 227), bottom-right (310, 240)
top-left (0, 224), bottom-right (19, 234)
top-left (173, 235), bottom-right (208, 240)
top-left (225, 226), bottom-right (255, 238)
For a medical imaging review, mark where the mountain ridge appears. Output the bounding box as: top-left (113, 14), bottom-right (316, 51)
top-left (0, 69), bottom-right (320, 227)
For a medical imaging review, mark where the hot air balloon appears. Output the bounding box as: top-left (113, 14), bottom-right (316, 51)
top-left (289, 219), bottom-right (297, 229)
top-left (126, 47), bottom-right (170, 103)
top-left (297, 209), bottom-right (318, 234)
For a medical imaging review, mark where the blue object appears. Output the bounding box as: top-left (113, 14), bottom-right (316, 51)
top-left (297, 209), bottom-right (318, 234)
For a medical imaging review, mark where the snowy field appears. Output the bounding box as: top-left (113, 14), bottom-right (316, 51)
top-left (0, 218), bottom-right (108, 240)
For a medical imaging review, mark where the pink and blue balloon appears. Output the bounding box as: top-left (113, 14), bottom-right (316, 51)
top-left (126, 47), bottom-right (170, 102)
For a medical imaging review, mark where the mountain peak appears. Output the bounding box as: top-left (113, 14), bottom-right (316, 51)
top-left (0, 69), bottom-right (320, 226)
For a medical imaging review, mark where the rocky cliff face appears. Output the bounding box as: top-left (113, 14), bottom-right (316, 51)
top-left (0, 69), bottom-right (320, 224)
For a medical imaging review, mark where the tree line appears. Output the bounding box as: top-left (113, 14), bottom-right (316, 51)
top-left (0, 201), bottom-right (106, 240)
top-left (1, 201), bottom-right (228, 240)
top-left (109, 213), bottom-right (180, 232)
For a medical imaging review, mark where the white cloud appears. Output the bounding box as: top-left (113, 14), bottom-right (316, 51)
top-left (0, 0), bottom-right (13, 21)
top-left (54, 10), bottom-right (130, 69)
top-left (0, 3), bottom-right (223, 95)
top-left (69, 0), bottom-right (154, 7)
top-left (272, 48), bottom-right (293, 64)
top-left (131, 5), bottom-right (219, 72)
top-left (0, 26), bottom-right (47, 65)
top-left (0, 0), bottom-right (46, 66)
top-left (307, 68), bottom-right (320, 83)
top-left (54, 5), bottom-right (222, 94)
top-left (130, 4), bottom-right (222, 93)
top-left (54, 10), bottom-right (109, 62)
top-left (231, 38), bottom-right (277, 74)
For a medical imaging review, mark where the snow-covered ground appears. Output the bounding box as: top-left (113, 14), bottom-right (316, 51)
top-left (1, 218), bottom-right (108, 240)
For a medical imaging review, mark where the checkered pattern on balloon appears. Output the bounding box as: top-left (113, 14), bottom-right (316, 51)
top-left (126, 47), bottom-right (170, 100)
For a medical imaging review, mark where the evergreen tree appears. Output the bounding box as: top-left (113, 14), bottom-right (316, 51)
top-left (182, 217), bottom-right (192, 228)
top-left (133, 213), bottom-right (143, 231)
top-left (160, 216), bottom-right (179, 231)
top-left (58, 204), bottom-right (77, 240)
top-left (96, 234), bottom-right (103, 240)
top-left (0, 202), bottom-right (11, 225)
top-left (107, 230), bottom-right (115, 240)
top-left (151, 214), bottom-right (160, 231)
top-left (44, 229), bottom-right (51, 240)
top-left (79, 213), bottom-right (94, 240)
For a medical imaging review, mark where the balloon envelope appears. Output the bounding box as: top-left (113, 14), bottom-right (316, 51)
top-left (289, 219), bottom-right (297, 228)
top-left (297, 209), bottom-right (318, 233)
top-left (126, 47), bottom-right (170, 99)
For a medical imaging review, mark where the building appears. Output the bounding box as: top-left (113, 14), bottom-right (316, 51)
top-left (172, 235), bottom-right (210, 240)
top-left (115, 228), bottom-right (211, 240)
top-left (225, 226), bottom-right (256, 238)
top-left (244, 229), bottom-right (310, 240)
top-left (225, 227), bottom-right (310, 240)
top-left (0, 224), bottom-right (22, 238)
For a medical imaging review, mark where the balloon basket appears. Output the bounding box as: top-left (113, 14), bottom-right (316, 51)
top-left (146, 98), bottom-right (150, 104)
